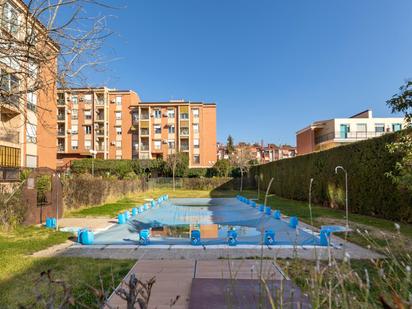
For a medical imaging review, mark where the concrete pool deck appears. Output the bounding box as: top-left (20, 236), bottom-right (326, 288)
top-left (107, 259), bottom-right (292, 309)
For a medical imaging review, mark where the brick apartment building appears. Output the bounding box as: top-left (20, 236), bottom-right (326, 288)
top-left (0, 0), bottom-right (58, 181)
top-left (296, 109), bottom-right (406, 155)
top-left (56, 88), bottom-right (217, 168)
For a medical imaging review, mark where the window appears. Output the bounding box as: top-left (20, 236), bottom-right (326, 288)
top-left (168, 125), bottom-right (175, 134)
top-left (116, 96), bottom-right (122, 105)
top-left (27, 92), bottom-right (37, 112)
top-left (72, 95), bottom-right (78, 105)
top-left (72, 109), bottom-right (78, 119)
top-left (194, 139), bottom-right (200, 149)
top-left (132, 112), bottom-right (139, 122)
top-left (192, 108), bottom-right (199, 118)
top-left (26, 155), bottom-right (37, 168)
top-left (115, 111), bottom-right (122, 120)
top-left (28, 61), bottom-right (38, 79)
top-left (71, 140), bottom-right (78, 150)
top-left (26, 123), bottom-right (36, 143)
top-left (180, 127), bottom-right (189, 135)
top-left (84, 94), bottom-right (92, 103)
top-left (154, 140), bottom-right (161, 150)
top-left (356, 123), bottom-right (367, 132)
top-left (71, 125), bottom-right (78, 134)
top-left (154, 109), bottom-right (161, 118)
top-left (84, 110), bottom-right (92, 120)
top-left (116, 127), bottom-right (122, 135)
top-left (375, 123), bottom-right (385, 133)
top-left (193, 155), bottom-right (200, 164)
top-left (392, 123), bottom-right (402, 132)
top-left (116, 140), bottom-right (122, 149)
top-left (168, 140), bottom-right (175, 149)
top-left (180, 113), bottom-right (189, 120)
top-left (84, 126), bottom-right (92, 135)
top-left (167, 109), bottom-right (175, 118)
top-left (154, 125), bottom-right (161, 134)
top-left (84, 140), bottom-right (92, 150)
top-left (2, 2), bottom-right (20, 36)
top-left (193, 124), bottom-right (199, 134)
top-left (0, 71), bottom-right (20, 105)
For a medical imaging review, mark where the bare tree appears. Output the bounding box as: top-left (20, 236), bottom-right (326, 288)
top-left (0, 0), bottom-right (116, 133)
top-left (231, 147), bottom-right (255, 192)
top-left (165, 152), bottom-right (187, 191)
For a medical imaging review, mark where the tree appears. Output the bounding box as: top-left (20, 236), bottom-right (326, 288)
top-left (386, 80), bottom-right (412, 191)
top-left (211, 159), bottom-right (232, 177)
top-left (0, 0), bottom-right (114, 129)
top-left (387, 80), bottom-right (412, 122)
top-left (230, 147), bottom-right (255, 192)
top-left (165, 152), bottom-right (188, 191)
top-left (227, 135), bottom-right (235, 155)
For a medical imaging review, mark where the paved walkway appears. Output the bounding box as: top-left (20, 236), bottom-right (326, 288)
top-left (108, 259), bottom-right (287, 309)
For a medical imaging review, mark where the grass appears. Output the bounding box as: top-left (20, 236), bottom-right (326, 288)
top-left (240, 191), bottom-right (412, 248)
top-left (0, 226), bottom-right (134, 307)
top-left (66, 188), bottom-right (239, 218)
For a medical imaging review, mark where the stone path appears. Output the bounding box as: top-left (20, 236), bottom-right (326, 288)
top-left (57, 217), bottom-right (115, 232)
top-left (107, 259), bottom-right (287, 309)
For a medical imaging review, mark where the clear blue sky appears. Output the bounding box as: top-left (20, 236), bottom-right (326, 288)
top-left (87, 0), bottom-right (412, 145)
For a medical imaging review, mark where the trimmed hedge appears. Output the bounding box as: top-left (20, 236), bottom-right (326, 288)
top-left (63, 174), bottom-right (146, 209)
top-left (250, 130), bottom-right (412, 223)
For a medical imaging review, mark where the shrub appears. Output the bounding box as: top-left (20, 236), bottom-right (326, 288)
top-left (250, 130), bottom-right (412, 222)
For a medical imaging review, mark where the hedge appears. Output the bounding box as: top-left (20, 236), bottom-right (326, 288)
top-left (63, 174), bottom-right (146, 209)
top-left (249, 130), bottom-right (412, 223)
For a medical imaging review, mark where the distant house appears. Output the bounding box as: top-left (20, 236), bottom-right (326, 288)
top-left (296, 109), bottom-right (406, 155)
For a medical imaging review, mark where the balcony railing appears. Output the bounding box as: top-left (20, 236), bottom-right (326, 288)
top-left (140, 114), bottom-right (149, 120)
top-left (315, 131), bottom-right (387, 145)
top-left (57, 130), bottom-right (65, 136)
top-left (140, 145), bottom-right (149, 151)
top-left (96, 130), bottom-right (105, 136)
top-left (57, 114), bottom-right (65, 120)
top-left (140, 129), bottom-right (149, 136)
top-left (96, 145), bottom-right (105, 151)
top-left (180, 145), bottom-right (189, 151)
top-left (57, 145), bottom-right (65, 152)
top-left (0, 130), bottom-right (19, 144)
top-left (57, 99), bottom-right (65, 105)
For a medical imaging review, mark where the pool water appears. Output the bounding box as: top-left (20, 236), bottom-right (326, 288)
top-left (92, 198), bottom-right (321, 246)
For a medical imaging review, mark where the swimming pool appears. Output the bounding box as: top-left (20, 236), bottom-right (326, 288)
top-left (91, 197), bottom-right (323, 246)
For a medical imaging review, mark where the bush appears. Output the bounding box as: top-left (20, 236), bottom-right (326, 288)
top-left (250, 130), bottom-right (412, 222)
top-left (210, 159), bottom-right (232, 177)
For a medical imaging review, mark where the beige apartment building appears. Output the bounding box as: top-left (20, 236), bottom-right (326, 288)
top-left (0, 0), bottom-right (58, 181)
top-left (296, 109), bottom-right (407, 155)
top-left (56, 88), bottom-right (217, 168)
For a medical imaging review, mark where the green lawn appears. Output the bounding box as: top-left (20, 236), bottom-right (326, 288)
top-left (66, 188), bottom-right (239, 218)
top-left (240, 192), bottom-right (412, 249)
top-left (0, 226), bottom-right (134, 307)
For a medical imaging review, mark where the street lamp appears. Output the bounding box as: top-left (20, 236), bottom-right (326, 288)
top-left (335, 166), bottom-right (349, 230)
top-left (90, 149), bottom-right (97, 176)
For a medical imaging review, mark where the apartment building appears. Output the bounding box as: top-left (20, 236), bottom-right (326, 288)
top-left (0, 0), bottom-right (58, 181)
top-left (218, 142), bottom-right (296, 163)
top-left (296, 109), bottom-right (406, 155)
top-left (56, 89), bottom-right (217, 168)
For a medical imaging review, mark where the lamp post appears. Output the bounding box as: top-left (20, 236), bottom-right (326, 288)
top-left (90, 149), bottom-right (97, 176)
top-left (335, 166), bottom-right (349, 230)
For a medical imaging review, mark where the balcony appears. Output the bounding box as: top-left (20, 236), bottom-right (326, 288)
top-left (57, 114), bottom-right (65, 121)
top-left (57, 129), bottom-right (65, 136)
top-left (95, 116), bottom-right (105, 122)
top-left (140, 113), bottom-right (149, 120)
top-left (57, 99), bottom-right (65, 105)
top-left (140, 144), bottom-right (149, 151)
top-left (0, 130), bottom-right (19, 144)
top-left (140, 128), bottom-right (149, 136)
top-left (57, 145), bottom-right (65, 152)
top-left (315, 131), bottom-right (387, 145)
top-left (96, 129), bottom-right (105, 136)
top-left (96, 145), bottom-right (105, 151)
top-left (180, 128), bottom-right (189, 136)
top-left (180, 143), bottom-right (189, 151)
